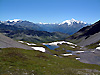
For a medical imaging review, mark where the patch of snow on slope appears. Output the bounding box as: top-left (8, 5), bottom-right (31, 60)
top-left (75, 51), bottom-right (85, 53)
top-left (96, 47), bottom-right (100, 50)
top-left (31, 47), bottom-right (45, 52)
top-left (43, 41), bottom-right (77, 46)
top-left (70, 46), bottom-right (75, 48)
top-left (18, 41), bottom-right (24, 43)
top-left (61, 53), bottom-right (72, 56)
top-left (26, 43), bottom-right (36, 45)
top-left (48, 41), bottom-right (65, 45)
top-left (96, 43), bottom-right (100, 50)
top-left (99, 43), bottom-right (100, 45)
top-left (76, 58), bottom-right (80, 60)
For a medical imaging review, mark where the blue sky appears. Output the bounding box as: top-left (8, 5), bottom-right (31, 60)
top-left (0, 0), bottom-right (100, 24)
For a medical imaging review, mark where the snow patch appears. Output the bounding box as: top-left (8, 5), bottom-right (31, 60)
top-left (26, 43), bottom-right (36, 45)
top-left (99, 43), bottom-right (100, 45)
top-left (18, 41), bottom-right (36, 46)
top-left (70, 46), bottom-right (75, 48)
top-left (75, 51), bottom-right (85, 53)
top-left (43, 41), bottom-right (77, 46)
top-left (53, 55), bottom-right (57, 57)
top-left (66, 42), bottom-right (77, 46)
top-left (31, 47), bottom-right (46, 52)
top-left (47, 41), bottom-right (65, 45)
top-left (76, 58), bottom-right (80, 60)
top-left (18, 41), bottom-right (24, 43)
top-left (96, 47), bottom-right (100, 50)
top-left (61, 53), bottom-right (72, 56)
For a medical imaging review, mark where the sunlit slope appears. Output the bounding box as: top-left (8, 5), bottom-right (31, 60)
top-left (0, 33), bottom-right (32, 50)
top-left (0, 48), bottom-right (100, 75)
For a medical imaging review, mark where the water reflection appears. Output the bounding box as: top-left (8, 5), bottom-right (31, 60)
top-left (66, 50), bottom-right (72, 52)
top-left (45, 45), bottom-right (59, 50)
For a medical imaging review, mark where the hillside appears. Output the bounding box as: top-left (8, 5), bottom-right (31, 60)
top-left (6, 30), bottom-right (69, 43)
top-left (0, 33), bottom-right (32, 50)
top-left (0, 23), bottom-right (69, 43)
top-left (66, 20), bottom-right (100, 46)
top-left (0, 48), bottom-right (100, 75)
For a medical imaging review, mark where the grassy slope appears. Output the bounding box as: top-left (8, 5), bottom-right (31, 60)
top-left (3, 30), bottom-right (69, 43)
top-left (0, 48), bottom-right (100, 75)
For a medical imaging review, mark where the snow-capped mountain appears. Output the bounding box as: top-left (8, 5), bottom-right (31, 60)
top-left (0, 18), bottom-right (89, 34)
top-left (6, 19), bottom-right (22, 22)
top-left (37, 18), bottom-right (88, 34)
top-left (59, 18), bottom-right (87, 25)
top-left (0, 19), bottom-right (23, 25)
top-left (38, 18), bottom-right (87, 26)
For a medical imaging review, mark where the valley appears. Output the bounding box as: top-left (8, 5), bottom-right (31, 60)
top-left (0, 19), bottom-right (100, 75)
top-left (0, 0), bottom-right (100, 74)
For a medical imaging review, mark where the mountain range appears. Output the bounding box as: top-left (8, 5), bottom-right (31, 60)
top-left (1, 18), bottom-right (100, 46)
top-left (1, 19), bottom-right (99, 47)
top-left (0, 18), bottom-right (89, 35)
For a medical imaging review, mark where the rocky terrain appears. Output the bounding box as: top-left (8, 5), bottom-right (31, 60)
top-left (0, 33), bottom-right (32, 50)
top-left (66, 20), bottom-right (100, 46)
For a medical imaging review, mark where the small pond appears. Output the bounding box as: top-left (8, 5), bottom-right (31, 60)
top-left (44, 45), bottom-right (59, 50)
top-left (66, 50), bottom-right (72, 52)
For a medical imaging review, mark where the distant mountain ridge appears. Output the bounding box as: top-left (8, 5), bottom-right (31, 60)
top-left (0, 23), bottom-right (69, 43)
top-left (0, 18), bottom-right (89, 34)
top-left (37, 18), bottom-right (88, 34)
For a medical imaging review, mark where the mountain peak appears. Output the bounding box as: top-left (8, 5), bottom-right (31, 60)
top-left (71, 18), bottom-right (76, 21)
top-left (7, 19), bottom-right (22, 22)
top-left (60, 18), bottom-right (87, 25)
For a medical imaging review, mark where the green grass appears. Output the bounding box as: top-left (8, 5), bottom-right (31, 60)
top-left (0, 48), bottom-right (100, 75)
top-left (55, 43), bottom-right (81, 51)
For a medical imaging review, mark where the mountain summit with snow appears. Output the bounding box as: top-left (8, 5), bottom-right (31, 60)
top-left (37, 18), bottom-right (88, 34)
top-left (7, 19), bottom-right (22, 22)
top-left (60, 18), bottom-right (87, 25)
